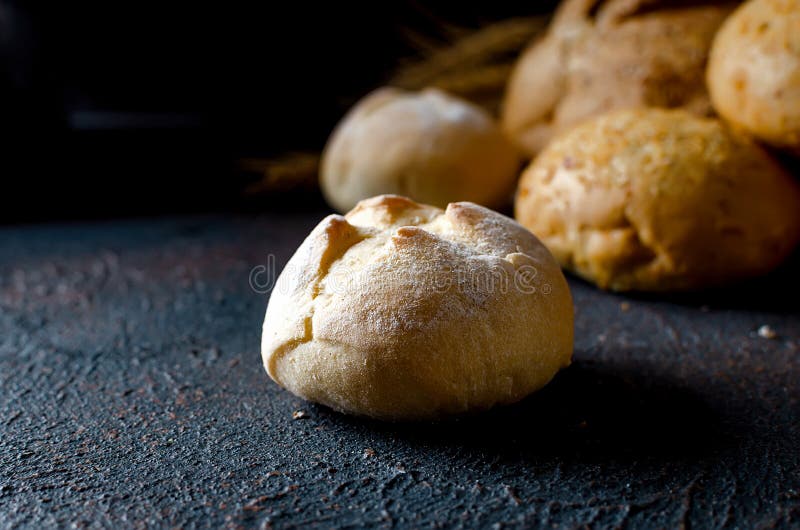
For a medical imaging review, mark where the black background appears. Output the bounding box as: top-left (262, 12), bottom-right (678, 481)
top-left (1, 1), bottom-right (559, 222)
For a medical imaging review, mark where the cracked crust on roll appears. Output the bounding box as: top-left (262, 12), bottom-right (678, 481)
top-left (261, 195), bottom-right (573, 421)
top-left (515, 108), bottom-right (800, 291)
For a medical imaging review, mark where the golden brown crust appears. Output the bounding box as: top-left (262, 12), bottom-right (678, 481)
top-left (502, 0), bottom-right (737, 158)
top-left (707, 0), bottom-right (800, 150)
top-left (262, 195), bottom-right (574, 421)
top-left (320, 88), bottom-right (520, 213)
top-left (515, 108), bottom-right (800, 291)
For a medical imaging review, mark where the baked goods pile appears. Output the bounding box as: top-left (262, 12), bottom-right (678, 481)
top-left (319, 0), bottom-right (800, 293)
top-left (512, 0), bottom-right (800, 291)
top-left (263, 0), bottom-right (800, 420)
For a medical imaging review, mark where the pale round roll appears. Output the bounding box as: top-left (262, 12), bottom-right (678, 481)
top-left (261, 195), bottom-right (573, 421)
top-left (515, 108), bottom-right (800, 292)
top-left (320, 88), bottom-right (520, 213)
top-left (707, 0), bottom-right (800, 151)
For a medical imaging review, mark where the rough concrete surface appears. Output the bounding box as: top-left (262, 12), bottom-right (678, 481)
top-left (0, 212), bottom-right (798, 528)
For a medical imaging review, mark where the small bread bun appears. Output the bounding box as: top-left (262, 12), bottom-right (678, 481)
top-left (515, 108), bottom-right (800, 291)
top-left (707, 0), bottom-right (800, 151)
top-left (320, 88), bottom-right (520, 213)
top-left (261, 195), bottom-right (573, 421)
top-left (502, 0), bottom-right (735, 158)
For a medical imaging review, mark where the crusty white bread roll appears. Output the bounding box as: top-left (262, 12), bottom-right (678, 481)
top-left (707, 0), bottom-right (800, 151)
top-left (515, 108), bottom-right (800, 291)
top-left (261, 195), bottom-right (573, 421)
top-left (320, 88), bottom-right (520, 213)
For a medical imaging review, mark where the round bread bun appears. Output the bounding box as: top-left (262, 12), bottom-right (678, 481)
top-left (261, 195), bottom-right (573, 421)
top-left (320, 88), bottom-right (520, 213)
top-left (707, 0), bottom-right (800, 151)
top-left (502, 0), bottom-right (736, 158)
top-left (515, 108), bottom-right (800, 291)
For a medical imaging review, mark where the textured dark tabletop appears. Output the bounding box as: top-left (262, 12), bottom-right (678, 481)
top-left (1, 211), bottom-right (798, 529)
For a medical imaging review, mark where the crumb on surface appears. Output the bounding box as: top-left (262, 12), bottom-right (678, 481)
top-left (620, 302), bottom-right (630, 312)
top-left (292, 410), bottom-right (309, 420)
top-left (757, 325), bottom-right (777, 340)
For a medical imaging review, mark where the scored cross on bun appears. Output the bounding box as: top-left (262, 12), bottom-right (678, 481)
top-left (261, 195), bottom-right (573, 421)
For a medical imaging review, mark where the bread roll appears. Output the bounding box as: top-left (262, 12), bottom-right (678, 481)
top-left (707, 0), bottom-right (800, 151)
top-left (261, 195), bottom-right (573, 421)
top-left (320, 88), bottom-right (520, 213)
top-left (515, 108), bottom-right (800, 291)
top-left (502, 0), bottom-right (736, 158)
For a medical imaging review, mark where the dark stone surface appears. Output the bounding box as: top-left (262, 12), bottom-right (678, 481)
top-left (1, 212), bottom-right (798, 528)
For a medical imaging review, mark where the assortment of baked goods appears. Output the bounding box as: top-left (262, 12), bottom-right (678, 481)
top-left (501, 0), bottom-right (736, 158)
top-left (262, 0), bottom-right (800, 419)
top-left (707, 0), bottom-right (800, 151)
top-left (320, 87), bottom-right (519, 213)
top-left (261, 195), bottom-right (573, 420)
top-left (514, 108), bottom-right (800, 291)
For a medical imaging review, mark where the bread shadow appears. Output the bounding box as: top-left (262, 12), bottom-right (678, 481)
top-left (567, 247), bottom-right (800, 315)
top-left (329, 361), bottom-right (726, 461)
